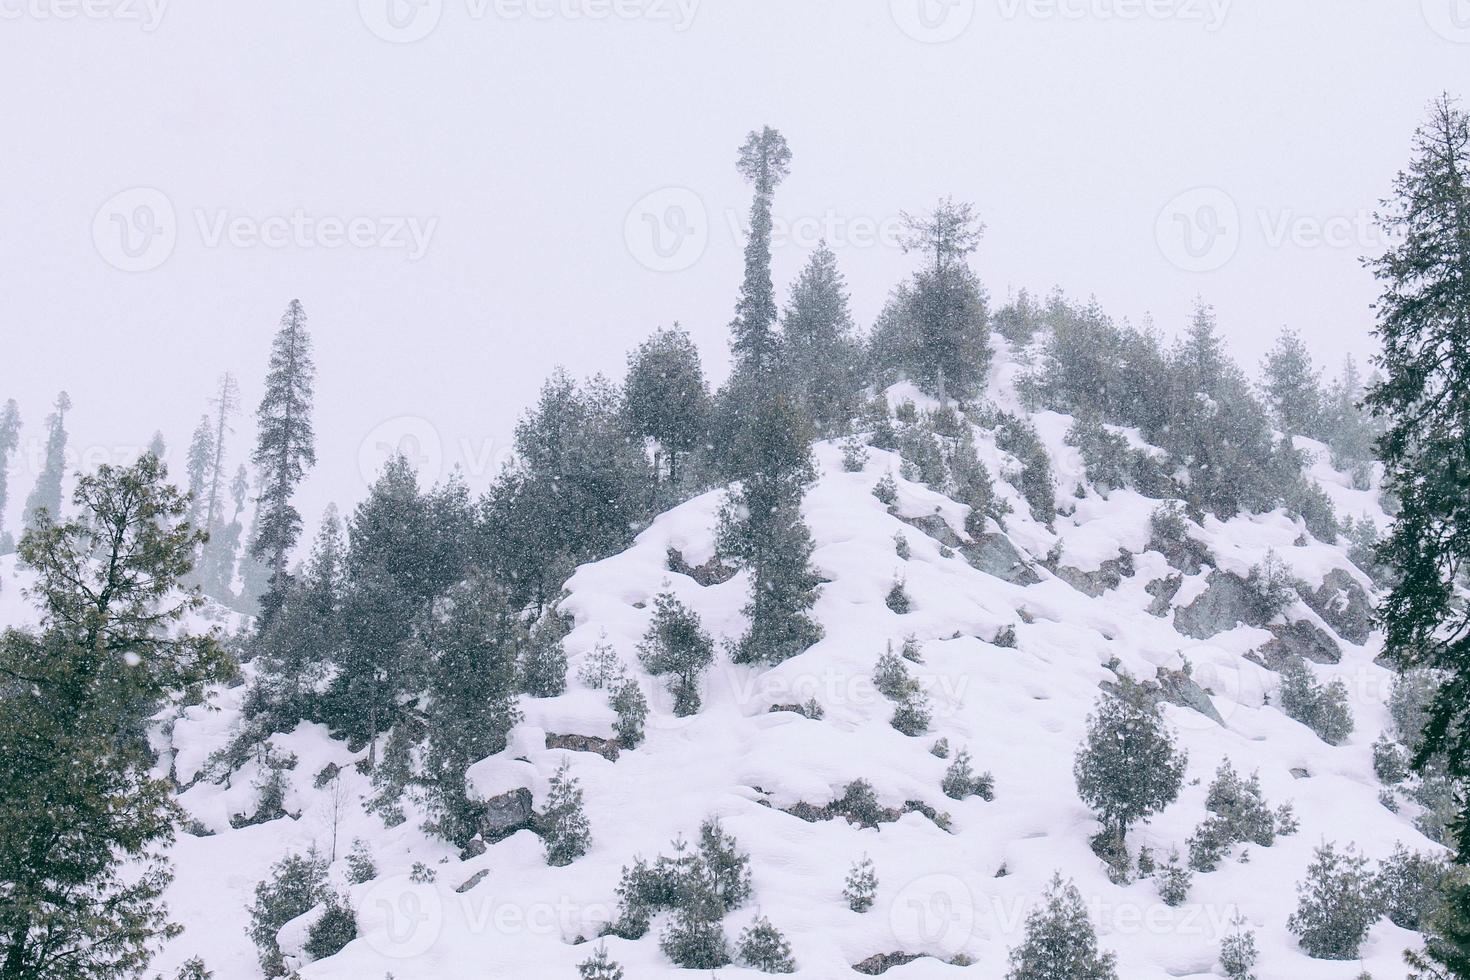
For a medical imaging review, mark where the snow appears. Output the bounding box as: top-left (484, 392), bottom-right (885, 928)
top-left (2, 347), bottom-right (1430, 980)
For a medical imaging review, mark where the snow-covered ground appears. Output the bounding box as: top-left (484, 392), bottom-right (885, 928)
top-left (3, 347), bottom-right (1425, 979)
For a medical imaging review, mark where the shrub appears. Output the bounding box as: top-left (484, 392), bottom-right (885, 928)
top-left (345, 838), bottom-right (376, 884)
top-left (609, 679), bottom-right (648, 748)
top-left (736, 916), bottom-right (796, 973)
top-left (885, 579), bottom-right (911, 614)
top-left (1378, 844), bottom-right (1451, 931)
top-left (1158, 849), bottom-right (1192, 907)
top-left (942, 748), bottom-right (995, 801)
top-left (1243, 549), bottom-right (1299, 621)
top-left (1278, 656), bottom-right (1354, 745)
top-left (893, 532), bottom-right (911, 560)
top-left (302, 892), bottom-right (357, 962)
top-left (872, 472), bottom-right (898, 506)
top-left (577, 640), bottom-right (626, 690)
top-left (638, 591), bottom-right (714, 717)
top-left (578, 943), bottom-right (626, 980)
top-left (247, 849), bottom-right (328, 977)
top-left (1219, 914), bottom-right (1259, 980)
top-left (841, 436), bottom-right (869, 473)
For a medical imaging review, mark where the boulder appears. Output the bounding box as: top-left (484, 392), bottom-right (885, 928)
top-left (480, 787), bottom-right (535, 843)
top-left (1156, 666), bottom-right (1225, 727)
top-left (1251, 620), bottom-right (1341, 669)
top-left (1056, 549), bottom-right (1135, 597)
top-left (665, 547), bottom-right (736, 586)
top-left (1300, 568), bottom-right (1372, 645)
top-left (961, 533), bottom-right (1041, 585)
top-left (896, 512), bottom-right (965, 549)
top-left (1173, 571), bottom-right (1263, 640)
top-left (1146, 574), bottom-right (1182, 617)
top-left (854, 953), bottom-right (927, 975)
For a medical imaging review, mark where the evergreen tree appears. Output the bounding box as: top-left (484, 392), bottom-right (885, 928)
top-left (422, 577), bottom-right (524, 846)
top-left (729, 125), bottom-right (792, 379)
top-left (1074, 673), bottom-right (1187, 852)
top-left (1408, 876), bottom-right (1470, 979)
top-left (782, 242), bottom-right (862, 435)
top-left (1287, 842), bottom-right (1380, 960)
top-left (1005, 874), bottom-right (1119, 980)
top-left (624, 324), bottom-right (709, 493)
top-left (736, 916), bottom-right (796, 973)
top-left (577, 944), bottom-right (625, 980)
top-left (610, 678), bottom-right (648, 747)
top-left (697, 818), bottom-right (752, 911)
top-left (1260, 326), bottom-right (1322, 435)
top-left (184, 414), bottom-right (214, 531)
top-left (542, 759), bottom-right (591, 867)
top-left (201, 373), bottom-right (240, 550)
top-left (146, 429), bottom-right (166, 461)
top-left (659, 858), bottom-right (730, 969)
top-left (844, 855), bottom-right (877, 913)
top-left (1367, 95), bottom-right (1470, 858)
top-left (638, 591), bottom-right (714, 716)
top-left (302, 892), bottom-right (356, 963)
top-left (519, 607), bottom-right (569, 698)
top-left (0, 455), bottom-right (228, 980)
top-left (1219, 914), bottom-right (1259, 980)
top-left (246, 850), bottom-right (328, 977)
top-left (0, 399), bottom-right (19, 552)
top-left (251, 299), bottom-right (317, 625)
top-left (21, 390), bottom-right (70, 530)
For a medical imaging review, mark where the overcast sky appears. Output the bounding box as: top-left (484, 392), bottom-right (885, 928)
top-left (2, 0), bottom-right (1467, 540)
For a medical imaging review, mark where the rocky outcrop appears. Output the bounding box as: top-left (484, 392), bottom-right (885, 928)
top-left (455, 869), bottom-right (489, 893)
top-left (1249, 620), bottom-right (1342, 669)
top-left (895, 512), bottom-right (965, 549)
top-left (1146, 574), bottom-right (1182, 617)
top-left (961, 532), bottom-right (1041, 585)
top-left (1155, 665), bottom-right (1225, 726)
top-left (545, 733), bottom-right (621, 761)
top-left (853, 952), bottom-right (927, 975)
top-left (480, 787), bottom-right (535, 843)
top-left (1173, 571), bottom-right (1265, 639)
top-left (1056, 549), bottom-right (1135, 597)
top-left (1300, 568), bottom-right (1372, 645)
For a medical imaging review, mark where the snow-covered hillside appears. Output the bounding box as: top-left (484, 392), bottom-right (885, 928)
top-left (14, 344), bottom-right (1424, 980)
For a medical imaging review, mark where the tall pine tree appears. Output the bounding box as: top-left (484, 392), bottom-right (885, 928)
top-left (21, 391), bottom-right (70, 531)
top-left (0, 399), bottom-right (19, 552)
top-left (251, 299), bottom-right (317, 625)
top-left (1260, 326), bottom-right (1322, 435)
top-left (782, 242), bottom-right (862, 436)
top-left (729, 126), bottom-right (792, 380)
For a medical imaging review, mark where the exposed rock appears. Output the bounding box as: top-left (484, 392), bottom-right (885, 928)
top-left (545, 733), bottom-right (621, 761)
top-left (895, 512), bottom-right (965, 549)
top-left (1145, 574), bottom-right (1182, 617)
top-left (1150, 528), bottom-right (1212, 575)
top-left (1250, 620), bottom-right (1342, 669)
top-left (1300, 568), bottom-right (1372, 645)
top-left (961, 532), bottom-right (1041, 585)
top-left (455, 869), bottom-right (489, 893)
top-left (1173, 571), bottom-right (1265, 639)
top-left (1290, 767), bottom-right (1311, 779)
top-left (480, 787), bottom-right (535, 843)
top-left (1155, 666), bottom-right (1225, 727)
top-left (1056, 549), bottom-right (1135, 597)
top-left (780, 792), bottom-right (947, 831)
top-left (853, 952), bottom-right (927, 975)
top-left (665, 546), bottom-right (736, 586)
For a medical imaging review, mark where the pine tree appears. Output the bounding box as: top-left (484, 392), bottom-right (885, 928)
top-left (184, 414), bottom-right (213, 531)
top-left (145, 429), bottom-right (166, 461)
top-left (577, 944), bottom-right (625, 980)
top-left (609, 678), bottom-right (648, 747)
top-left (0, 398), bottom-right (19, 552)
top-left (519, 608), bottom-right (569, 698)
top-left (21, 390), bottom-right (70, 530)
top-left (1408, 876), bottom-right (1470, 979)
top-left (1219, 913), bottom-right (1259, 980)
top-left (1260, 326), bottom-right (1322, 435)
top-left (782, 242), bottom-right (861, 435)
top-left (1074, 672), bottom-right (1187, 852)
top-left (697, 818), bottom-right (752, 911)
top-left (638, 591), bottom-right (714, 716)
top-left (1287, 842), bottom-right (1380, 960)
top-left (844, 855), bottom-right (877, 913)
top-left (1157, 848), bottom-right (1193, 906)
top-left (202, 373), bottom-right (239, 549)
top-left (247, 850), bottom-right (328, 977)
top-left (659, 858), bottom-right (730, 969)
top-left (1, 455), bottom-right (229, 980)
top-left (1367, 95), bottom-right (1470, 859)
top-left (1005, 874), bottom-right (1118, 980)
top-left (624, 323), bottom-right (709, 494)
top-left (422, 577), bottom-right (524, 846)
top-left (737, 915), bottom-right (796, 973)
top-left (252, 299), bottom-right (317, 625)
top-left (542, 759), bottom-right (591, 866)
top-left (729, 126), bottom-right (792, 379)
top-left (302, 891), bottom-right (356, 962)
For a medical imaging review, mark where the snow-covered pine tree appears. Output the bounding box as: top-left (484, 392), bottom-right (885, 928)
top-left (247, 849), bottom-right (328, 977)
top-left (251, 299), bottom-right (317, 626)
top-left (609, 677), bottom-right (649, 747)
top-left (577, 943), bottom-right (625, 980)
top-left (1219, 913), bottom-right (1259, 980)
top-left (184, 414), bottom-right (214, 532)
top-left (199, 373), bottom-right (240, 583)
top-left (844, 855), bottom-right (877, 912)
top-left (541, 759), bottom-right (591, 867)
top-left (1259, 326), bottom-right (1323, 436)
top-left (659, 857), bottom-right (731, 969)
top-left (0, 398), bottom-right (19, 552)
top-left (638, 590), bottom-right (713, 716)
top-left (736, 915), bottom-right (796, 973)
top-left (728, 125), bottom-right (791, 380)
top-left (1286, 841), bottom-right (1380, 960)
top-left (1005, 873), bottom-right (1119, 980)
top-left (1074, 672), bottom-right (1187, 854)
top-left (782, 242), bottom-right (862, 436)
top-left (624, 324), bottom-right (709, 495)
top-left (1367, 94), bottom-right (1470, 860)
top-left (21, 390), bottom-right (70, 530)
top-left (697, 817), bottom-right (752, 911)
